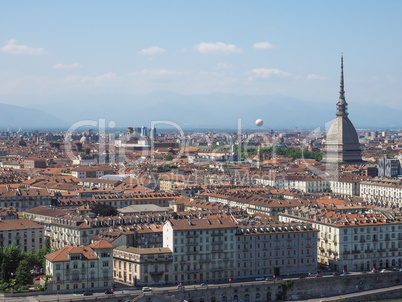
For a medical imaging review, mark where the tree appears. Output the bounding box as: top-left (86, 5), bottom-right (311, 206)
top-left (165, 154), bottom-right (173, 161)
top-left (1, 244), bottom-right (22, 281)
top-left (35, 246), bottom-right (53, 273)
top-left (15, 260), bottom-right (32, 286)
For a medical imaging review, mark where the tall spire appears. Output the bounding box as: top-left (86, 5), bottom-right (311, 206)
top-left (336, 54), bottom-right (348, 116)
top-left (339, 54), bottom-right (345, 101)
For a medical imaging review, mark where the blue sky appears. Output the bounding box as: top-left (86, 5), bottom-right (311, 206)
top-left (0, 0), bottom-right (401, 111)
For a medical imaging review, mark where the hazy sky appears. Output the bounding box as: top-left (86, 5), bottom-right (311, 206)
top-left (1, 0), bottom-right (401, 109)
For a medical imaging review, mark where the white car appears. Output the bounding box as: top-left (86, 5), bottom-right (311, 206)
top-left (142, 287), bottom-right (152, 292)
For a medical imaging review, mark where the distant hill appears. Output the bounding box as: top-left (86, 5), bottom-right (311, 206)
top-left (31, 92), bottom-right (402, 130)
top-left (0, 103), bottom-right (66, 130)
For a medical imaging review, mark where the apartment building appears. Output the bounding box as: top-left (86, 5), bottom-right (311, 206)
top-left (44, 240), bottom-right (115, 293)
top-left (202, 189), bottom-right (310, 219)
top-left (24, 157), bottom-right (47, 169)
top-left (279, 208), bottom-right (402, 272)
top-left (71, 166), bottom-right (114, 179)
top-left (255, 174), bottom-right (329, 193)
top-left (24, 207), bottom-right (168, 249)
top-left (0, 218), bottom-right (44, 252)
top-left (0, 187), bottom-right (51, 211)
top-left (328, 175), bottom-right (363, 197)
top-left (235, 222), bottom-right (317, 278)
top-left (360, 178), bottom-right (402, 205)
top-left (92, 192), bottom-right (179, 209)
top-left (163, 215), bottom-right (237, 284)
top-left (113, 246), bottom-right (172, 286)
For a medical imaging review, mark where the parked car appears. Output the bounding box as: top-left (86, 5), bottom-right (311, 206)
top-left (380, 269), bottom-right (389, 273)
top-left (255, 277), bottom-right (264, 281)
top-left (105, 289), bottom-right (113, 294)
top-left (265, 277), bottom-right (274, 281)
top-left (342, 272), bottom-right (350, 276)
top-left (142, 287), bottom-right (152, 292)
top-left (314, 274), bottom-right (323, 278)
top-left (309, 273), bottom-right (319, 278)
top-left (200, 283), bottom-right (208, 287)
top-left (332, 272), bottom-right (340, 276)
top-left (83, 292), bottom-right (93, 296)
top-left (177, 284), bottom-right (185, 289)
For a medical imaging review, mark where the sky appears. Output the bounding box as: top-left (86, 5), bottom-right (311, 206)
top-left (0, 1), bottom-right (401, 114)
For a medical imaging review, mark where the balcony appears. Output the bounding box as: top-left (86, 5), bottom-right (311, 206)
top-left (199, 258), bottom-right (211, 263)
top-left (378, 249), bottom-right (386, 252)
top-left (352, 250), bottom-right (360, 254)
top-left (341, 251), bottom-right (350, 255)
top-left (211, 240), bottom-right (224, 245)
top-left (186, 250), bottom-right (198, 255)
top-left (211, 249), bottom-right (224, 253)
top-left (385, 237), bottom-right (390, 241)
top-left (365, 249), bottom-right (373, 253)
top-left (186, 234), bottom-right (198, 238)
top-left (150, 271), bottom-right (164, 276)
top-left (211, 233), bottom-right (222, 237)
top-left (390, 248), bottom-right (398, 252)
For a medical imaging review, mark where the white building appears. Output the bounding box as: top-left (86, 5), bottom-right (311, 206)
top-left (255, 175), bottom-right (329, 193)
top-left (44, 240), bottom-right (115, 293)
top-left (360, 178), bottom-right (402, 205)
top-left (279, 209), bottom-right (402, 272)
top-left (163, 215), bottom-right (237, 284)
top-left (0, 218), bottom-right (44, 252)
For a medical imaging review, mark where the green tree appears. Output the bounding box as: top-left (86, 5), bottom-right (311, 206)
top-left (1, 244), bottom-right (22, 281)
top-left (15, 260), bottom-right (32, 286)
top-left (35, 247), bottom-right (53, 273)
top-left (165, 154), bottom-right (173, 161)
top-left (44, 237), bottom-right (51, 250)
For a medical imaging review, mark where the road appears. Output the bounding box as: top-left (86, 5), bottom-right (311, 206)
top-left (1, 271), bottom-right (399, 301)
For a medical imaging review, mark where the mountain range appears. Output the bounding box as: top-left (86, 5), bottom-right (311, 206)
top-left (1, 92), bottom-right (401, 131)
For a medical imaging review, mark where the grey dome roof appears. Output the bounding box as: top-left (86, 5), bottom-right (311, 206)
top-left (326, 116), bottom-right (359, 145)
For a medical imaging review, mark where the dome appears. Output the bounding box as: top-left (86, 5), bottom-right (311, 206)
top-left (326, 116), bottom-right (359, 146)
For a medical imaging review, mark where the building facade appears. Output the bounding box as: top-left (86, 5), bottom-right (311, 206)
top-left (280, 210), bottom-right (402, 272)
top-left (113, 246), bottom-right (172, 286)
top-left (44, 240), bottom-right (115, 293)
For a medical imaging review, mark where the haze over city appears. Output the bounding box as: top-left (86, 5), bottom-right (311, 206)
top-left (1, 1), bottom-right (402, 129)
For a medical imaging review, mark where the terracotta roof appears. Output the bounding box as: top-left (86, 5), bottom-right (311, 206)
top-left (45, 245), bottom-right (98, 262)
top-left (89, 239), bottom-right (116, 249)
top-left (0, 218), bottom-right (43, 230)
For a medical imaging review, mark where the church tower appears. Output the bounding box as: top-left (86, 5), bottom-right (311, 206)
top-left (323, 56), bottom-right (362, 163)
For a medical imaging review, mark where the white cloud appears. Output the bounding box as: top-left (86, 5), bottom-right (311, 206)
top-left (251, 68), bottom-right (291, 78)
top-left (194, 42), bottom-right (243, 54)
top-left (137, 46), bottom-right (166, 55)
top-left (253, 42), bottom-right (275, 49)
top-left (64, 72), bottom-right (116, 86)
top-left (0, 38), bottom-right (47, 55)
top-left (306, 74), bottom-right (326, 80)
top-left (53, 63), bottom-right (82, 69)
top-left (130, 69), bottom-right (183, 77)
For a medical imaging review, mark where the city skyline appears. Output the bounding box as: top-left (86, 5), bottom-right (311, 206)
top-left (0, 0), bottom-right (401, 129)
